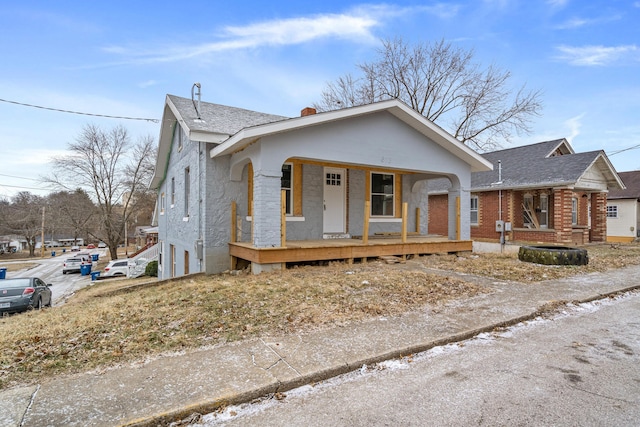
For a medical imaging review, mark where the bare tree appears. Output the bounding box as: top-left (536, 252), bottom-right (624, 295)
top-left (46, 124), bottom-right (156, 260)
top-left (314, 38), bottom-right (543, 151)
top-left (47, 189), bottom-right (97, 245)
top-left (0, 192), bottom-right (45, 257)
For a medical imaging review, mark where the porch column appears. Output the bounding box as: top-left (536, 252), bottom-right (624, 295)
top-left (553, 188), bottom-right (573, 243)
top-left (447, 175), bottom-right (470, 240)
top-left (590, 192), bottom-right (607, 242)
top-left (252, 168), bottom-right (282, 248)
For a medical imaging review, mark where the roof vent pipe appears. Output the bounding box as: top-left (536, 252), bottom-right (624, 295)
top-left (192, 82), bottom-right (202, 120)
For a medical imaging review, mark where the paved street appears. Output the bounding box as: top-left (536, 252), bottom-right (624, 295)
top-left (205, 292), bottom-right (640, 426)
top-left (4, 248), bottom-right (108, 305)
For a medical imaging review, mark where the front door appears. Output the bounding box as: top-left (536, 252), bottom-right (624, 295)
top-left (323, 167), bottom-right (346, 233)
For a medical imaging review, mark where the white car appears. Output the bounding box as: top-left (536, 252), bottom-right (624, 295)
top-left (97, 242), bottom-right (107, 248)
top-left (102, 260), bottom-right (129, 278)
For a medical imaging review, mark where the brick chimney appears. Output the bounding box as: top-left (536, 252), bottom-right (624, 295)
top-left (301, 107), bottom-right (316, 117)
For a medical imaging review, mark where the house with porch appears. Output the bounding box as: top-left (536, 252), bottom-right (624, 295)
top-left (428, 139), bottom-right (625, 245)
top-left (606, 170), bottom-right (640, 242)
top-left (150, 93), bottom-right (492, 277)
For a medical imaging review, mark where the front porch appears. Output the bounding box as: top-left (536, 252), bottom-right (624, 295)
top-left (230, 235), bottom-right (471, 271)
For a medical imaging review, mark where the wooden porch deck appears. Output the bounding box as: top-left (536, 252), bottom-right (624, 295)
top-left (229, 235), bottom-right (472, 266)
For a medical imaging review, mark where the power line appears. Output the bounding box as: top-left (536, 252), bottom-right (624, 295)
top-left (0, 183), bottom-right (51, 191)
top-left (0, 97), bottom-right (160, 123)
top-left (609, 143), bottom-right (640, 156)
top-left (0, 172), bottom-right (40, 182)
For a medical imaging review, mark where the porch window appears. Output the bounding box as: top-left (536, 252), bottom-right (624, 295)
top-left (281, 163), bottom-right (293, 215)
top-left (371, 172), bottom-right (395, 216)
top-left (572, 197), bottom-right (578, 225)
top-left (607, 205), bottom-right (618, 218)
top-left (539, 194), bottom-right (548, 228)
top-left (470, 195), bottom-right (478, 225)
top-left (523, 194), bottom-right (533, 227)
top-left (160, 192), bottom-right (165, 215)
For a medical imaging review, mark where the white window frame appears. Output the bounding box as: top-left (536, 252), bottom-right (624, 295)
top-left (470, 195), bottom-right (479, 225)
top-left (370, 172), bottom-right (395, 217)
top-left (607, 205), bottom-right (618, 218)
top-left (539, 194), bottom-right (548, 228)
top-left (184, 167), bottom-right (190, 218)
top-left (170, 177), bottom-right (175, 207)
top-left (572, 197), bottom-right (578, 225)
top-left (160, 192), bottom-right (165, 215)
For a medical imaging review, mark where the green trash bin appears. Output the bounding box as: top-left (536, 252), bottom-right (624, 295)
top-left (0, 267), bottom-right (6, 279)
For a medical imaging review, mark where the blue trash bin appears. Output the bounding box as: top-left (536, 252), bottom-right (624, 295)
top-left (91, 254), bottom-right (99, 262)
top-left (80, 263), bottom-right (92, 276)
top-left (0, 267), bottom-right (6, 279)
top-left (51, 251), bottom-right (56, 257)
top-left (62, 248), bottom-right (66, 253)
top-left (90, 271), bottom-right (100, 281)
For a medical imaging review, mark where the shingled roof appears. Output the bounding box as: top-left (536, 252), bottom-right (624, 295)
top-left (608, 170), bottom-right (640, 200)
top-left (429, 138), bottom-right (624, 193)
top-left (167, 94), bottom-right (289, 136)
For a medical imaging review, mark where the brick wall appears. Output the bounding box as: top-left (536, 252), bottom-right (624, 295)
top-left (590, 192), bottom-right (607, 241)
top-left (427, 194), bottom-right (448, 235)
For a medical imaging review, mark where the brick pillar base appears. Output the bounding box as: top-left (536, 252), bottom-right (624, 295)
top-left (590, 192), bottom-right (607, 242)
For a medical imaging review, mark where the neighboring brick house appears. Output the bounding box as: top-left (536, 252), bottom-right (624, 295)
top-left (428, 139), bottom-right (625, 245)
top-left (606, 170), bottom-right (640, 243)
top-left (150, 93), bottom-right (492, 278)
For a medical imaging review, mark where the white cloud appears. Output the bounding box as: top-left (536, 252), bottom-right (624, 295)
top-left (554, 44), bottom-right (638, 66)
top-left (555, 14), bottom-right (621, 30)
top-left (138, 80), bottom-right (158, 88)
top-left (547, 0), bottom-right (569, 8)
top-left (103, 10), bottom-right (382, 64)
top-left (101, 4), bottom-right (458, 66)
top-left (564, 113), bottom-right (584, 143)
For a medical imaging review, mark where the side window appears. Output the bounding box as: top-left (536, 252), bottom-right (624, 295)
top-left (171, 177), bottom-right (175, 206)
top-left (184, 167), bottom-right (190, 217)
top-left (470, 195), bottom-right (479, 225)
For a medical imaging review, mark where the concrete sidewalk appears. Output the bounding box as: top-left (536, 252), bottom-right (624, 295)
top-left (3, 263), bottom-right (639, 427)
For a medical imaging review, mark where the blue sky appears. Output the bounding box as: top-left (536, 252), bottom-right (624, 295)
top-left (1, 0), bottom-right (639, 198)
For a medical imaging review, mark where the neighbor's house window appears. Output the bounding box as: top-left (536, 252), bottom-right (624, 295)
top-left (177, 127), bottom-right (183, 151)
top-left (470, 195), bottom-right (479, 225)
top-left (160, 192), bottom-right (165, 214)
top-left (371, 172), bottom-right (395, 216)
top-left (607, 205), bottom-right (618, 218)
top-left (281, 163), bottom-right (293, 215)
top-left (572, 197), bottom-right (578, 225)
top-left (184, 167), bottom-right (190, 217)
top-left (171, 177), bottom-right (175, 206)
top-left (539, 194), bottom-right (548, 228)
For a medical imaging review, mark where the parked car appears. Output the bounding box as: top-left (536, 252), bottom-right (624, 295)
top-left (0, 277), bottom-right (52, 314)
top-left (97, 242), bottom-right (107, 248)
top-left (86, 244), bottom-right (96, 249)
top-left (70, 246), bottom-right (80, 252)
top-left (102, 260), bottom-right (129, 278)
top-left (62, 257), bottom-right (83, 274)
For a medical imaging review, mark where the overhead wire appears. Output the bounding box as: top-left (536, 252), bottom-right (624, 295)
top-left (0, 97), bottom-right (160, 123)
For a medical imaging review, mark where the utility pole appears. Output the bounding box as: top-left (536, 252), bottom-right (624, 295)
top-left (41, 206), bottom-right (45, 257)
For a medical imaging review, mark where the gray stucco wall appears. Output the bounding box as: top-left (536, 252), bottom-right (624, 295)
top-left (157, 125), bottom-right (202, 279)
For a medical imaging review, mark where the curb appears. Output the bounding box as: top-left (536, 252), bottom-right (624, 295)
top-left (120, 284), bottom-right (640, 427)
